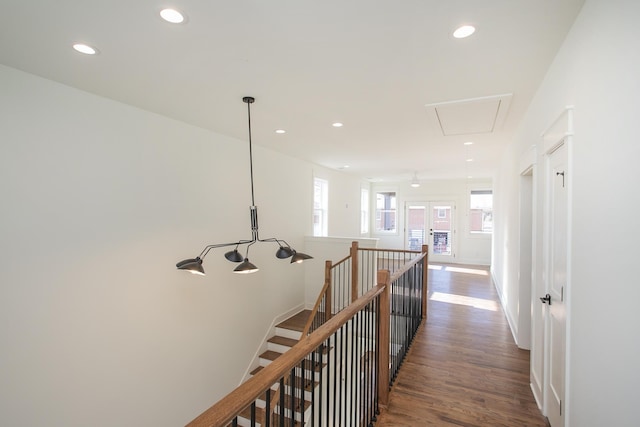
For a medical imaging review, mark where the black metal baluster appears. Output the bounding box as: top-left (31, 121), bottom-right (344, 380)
top-left (336, 326), bottom-right (342, 426)
top-left (325, 336), bottom-right (331, 427)
top-left (251, 402), bottom-right (256, 427)
top-left (289, 366), bottom-right (296, 426)
top-left (367, 299), bottom-right (373, 425)
top-left (374, 296), bottom-right (380, 420)
top-left (362, 307), bottom-right (367, 427)
top-left (342, 322), bottom-right (347, 426)
top-left (348, 317), bottom-right (355, 427)
top-left (266, 386), bottom-right (271, 427)
top-left (279, 377), bottom-right (285, 427)
top-left (332, 330), bottom-right (338, 427)
top-left (311, 347), bottom-right (316, 427)
top-left (351, 307), bottom-right (366, 426)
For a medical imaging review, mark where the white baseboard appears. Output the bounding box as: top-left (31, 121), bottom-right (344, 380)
top-left (238, 303), bottom-right (306, 385)
top-left (491, 269), bottom-right (519, 346)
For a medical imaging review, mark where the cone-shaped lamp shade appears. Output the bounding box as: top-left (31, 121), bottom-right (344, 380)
top-left (176, 257), bottom-right (205, 275)
top-left (275, 246), bottom-right (294, 259)
top-left (290, 251), bottom-right (313, 264)
top-left (224, 249), bottom-right (244, 263)
top-left (234, 258), bottom-right (259, 274)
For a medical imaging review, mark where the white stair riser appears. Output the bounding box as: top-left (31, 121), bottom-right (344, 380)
top-left (259, 357), bottom-right (275, 368)
top-left (235, 418), bottom-right (257, 427)
top-left (267, 342), bottom-right (294, 354)
top-left (275, 327), bottom-right (302, 341)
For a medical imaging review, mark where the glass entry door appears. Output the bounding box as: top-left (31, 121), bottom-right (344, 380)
top-left (406, 201), bottom-right (455, 262)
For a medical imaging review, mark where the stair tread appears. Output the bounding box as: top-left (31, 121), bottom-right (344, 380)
top-left (235, 409), bottom-right (300, 427)
top-left (276, 310), bottom-right (312, 332)
top-left (260, 350), bottom-right (283, 361)
top-left (268, 335), bottom-right (299, 348)
top-left (237, 405), bottom-right (265, 425)
top-left (250, 366), bottom-right (319, 390)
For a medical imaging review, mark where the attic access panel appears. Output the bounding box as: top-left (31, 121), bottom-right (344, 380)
top-left (426, 94), bottom-right (513, 136)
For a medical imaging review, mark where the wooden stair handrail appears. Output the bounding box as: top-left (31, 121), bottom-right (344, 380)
top-left (389, 251), bottom-right (426, 283)
top-left (186, 284), bottom-right (388, 427)
top-left (359, 247), bottom-right (421, 254)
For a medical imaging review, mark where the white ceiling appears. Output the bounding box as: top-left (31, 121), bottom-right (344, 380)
top-left (0, 0), bottom-right (584, 182)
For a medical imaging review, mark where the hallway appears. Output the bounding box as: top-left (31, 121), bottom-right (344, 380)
top-left (376, 264), bottom-right (548, 427)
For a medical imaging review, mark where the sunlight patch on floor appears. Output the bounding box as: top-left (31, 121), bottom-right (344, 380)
top-left (427, 264), bottom-right (443, 270)
top-left (430, 291), bottom-right (498, 311)
top-left (444, 266), bottom-right (488, 276)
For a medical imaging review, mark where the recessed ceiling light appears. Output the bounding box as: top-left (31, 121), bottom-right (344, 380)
top-left (464, 141), bottom-right (474, 146)
top-left (466, 158), bottom-right (474, 162)
top-left (72, 43), bottom-right (97, 55)
top-left (332, 122), bottom-right (343, 128)
top-left (275, 129), bottom-right (286, 134)
top-left (453, 25), bottom-right (476, 39)
top-left (160, 8), bottom-right (185, 24)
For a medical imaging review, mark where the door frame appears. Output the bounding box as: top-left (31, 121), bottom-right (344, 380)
top-left (539, 106), bottom-right (574, 426)
top-left (404, 200), bottom-right (457, 262)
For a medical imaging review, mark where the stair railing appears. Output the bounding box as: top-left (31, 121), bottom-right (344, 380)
top-left (186, 271), bottom-right (393, 427)
top-left (185, 244), bottom-right (428, 427)
top-left (265, 243), bottom-right (428, 426)
top-left (385, 251), bottom-right (428, 384)
top-left (263, 252), bottom-right (353, 426)
top-left (301, 242), bottom-right (428, 337)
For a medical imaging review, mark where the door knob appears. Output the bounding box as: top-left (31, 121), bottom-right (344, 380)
top-left (540, 294), bottom-right (551, 305)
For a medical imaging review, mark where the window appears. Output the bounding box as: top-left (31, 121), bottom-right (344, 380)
top-left (361, 188), bottom-right (369, 234)
top-left (375, 191), bottom-right (396, 232)
top-left (313, 178), bottom-right (328, 236)
top-left (470, 190), bottom-right (493, 233)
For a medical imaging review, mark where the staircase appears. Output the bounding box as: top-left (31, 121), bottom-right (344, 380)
top-left (236, 310), bottom-right (325, 427)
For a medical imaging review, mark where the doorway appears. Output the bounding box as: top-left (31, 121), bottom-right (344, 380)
top-left (405, 201), bottom-right (456, 262)
top-left (544, 141), bottom-right (568, 427)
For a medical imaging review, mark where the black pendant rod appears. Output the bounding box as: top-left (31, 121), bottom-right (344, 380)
top-left (243, 96), bottom-right (256, 207)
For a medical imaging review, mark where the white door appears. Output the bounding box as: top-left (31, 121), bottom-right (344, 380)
top-left (405, 201), bottom-right (455, 262)
top-left (545, 142), bottom-right (568, 427)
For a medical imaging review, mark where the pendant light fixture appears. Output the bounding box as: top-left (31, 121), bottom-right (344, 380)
top-left (410, 172), bottom-right (421, 188)
top-left (176, 96), bottom-right (312, 275)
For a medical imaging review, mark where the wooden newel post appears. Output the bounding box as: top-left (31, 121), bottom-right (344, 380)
top-left (421, 244), bottom-right (429, 320)
top-left (377, 269), bottom-right (391, 409)
top-left (325, 260), bottom-right (333, 321)
top-left (351, 241), bottom-right (359, 302)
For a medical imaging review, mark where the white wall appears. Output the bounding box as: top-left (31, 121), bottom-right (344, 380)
top-left (312, 166), bottom-right (368, 238)
top-left (371, 178), bottom-right (493, 265)
top-left (0, 65), bottom-right (361, 426)
top-left (493, 0), bottom-right (640, 425)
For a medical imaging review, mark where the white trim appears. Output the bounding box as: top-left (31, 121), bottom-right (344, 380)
top-left (519, 144), bottom-right (537, 174)
top-left (239, 303), bottom-right (305, 384)
top-left (540, 106), bottom-right (573, 426)
top-left (541, 106), bottom-right (574, 153)
top-left (491, 269), bottom-right (519, 345)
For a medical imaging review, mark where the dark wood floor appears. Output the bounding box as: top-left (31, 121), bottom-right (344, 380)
top-left (376, 264), bottom-right (549, 427)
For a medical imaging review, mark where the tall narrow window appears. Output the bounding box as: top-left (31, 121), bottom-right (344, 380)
top-left (361, 188), bottom-right (369, 234)
top-left (375, 191), bottom-right (396, 232)
top-left (470, 190), bottom-right (493, 233)
top-left (313, 178), bottom-right (328, 236)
